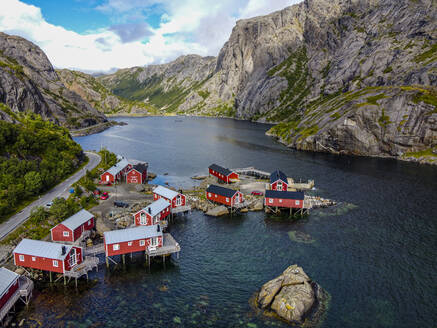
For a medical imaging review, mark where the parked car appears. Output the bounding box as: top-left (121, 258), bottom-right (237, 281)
top-left (251, 191), bottom-right (264, 196)
top-left (100, 192), bottom-right (109, 200)
top-left (93, 189), bottom-right (101, 196)
top-left (45, 201), bottom-right (53, 208)
top-left (114, 201), bottom-right (129, 208)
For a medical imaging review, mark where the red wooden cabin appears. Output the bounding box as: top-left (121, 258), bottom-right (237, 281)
top-left (153, 186), bottom-right (186, 209)
top-left (206, 184), bottom-right (244, 207)
top-left (51, 209), bottom-right (95, 243)
top-left (0, 267), bottom-right (19, 313)
top-left (134, 198), bottom-right (171, 226)
top-left (13, 239), bottom-right (83, 274)
top-left (100, 158), bottom-right (132, 184)
top-left (270, 169), bottom-right (289, 191)
top-left (208, 164), bottom-right (239, 183)
top-left (104, 225), bottom-right (163, 257)
top-left (264, 190), bottom-right (304, 208)
top-left (126, 163), bottom-right (148, 184)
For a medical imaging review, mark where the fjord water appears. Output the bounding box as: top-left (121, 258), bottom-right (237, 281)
top-left (26, 117), bottom-right (437, 327)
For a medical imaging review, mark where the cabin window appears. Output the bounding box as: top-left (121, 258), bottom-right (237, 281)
top-left (140, 212), bottom-right (147, 225)
top-left (140, 240), bottom-right (145, 246)
top-left (113, 244), bottom-right (120, 251)
top-left (279, 199), bottom-right (282, 203)
top-left (208, 193), bottom-right (211, 197)
top-left (150, 237), bottom-right (158, 246)
top-left (154, 216), bottom-right (160, 224)
top-left (128, 242), bottom-right (132, 246)
top-left (88, 219), bottom-right (92, 225)
top-left (53, 260), bottom-right (58, 267)
top-left (215, 195), bottom-right (217, 198)
top-left (32, 257), bottom-right (36, 262)
top-left (19, 255), bottom-right (24, 262)
top-left (63, 231), bottom-right (70, 237)
top-left (296, 200), bottom-right (300, 205)
top-left (226, 198), bottom-right (229, 202)
top-left (269, 199), bottom-right (273, 204)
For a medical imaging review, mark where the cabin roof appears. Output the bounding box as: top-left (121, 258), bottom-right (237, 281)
top-left (265, 190), bottom-right (304, 200)
top-left (206, 184), bottom-right (239, 198)
top-left (104, 226), bottom-right (162, 245)
top-left (14, 239), bottom-right (72, 260)
top-left (0, 267), bottom-right (19, 296)
top-left (130, 163), bottom-right (148, 174)
top-left (57, 209), bottom-right (94, 231)
top-left (106, 158), bottom-right (130, 176)
top-left (270, 169), bottom-right (288, 184)
top-left (141, 198), bottom-right (170, 216)
top-left (153, 185), bottom-right (179, 200)
top-left (208, 164), bottom-right (233, 177)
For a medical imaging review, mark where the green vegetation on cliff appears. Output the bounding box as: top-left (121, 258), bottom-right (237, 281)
top-left (0, 109), bottom-right (83, 221)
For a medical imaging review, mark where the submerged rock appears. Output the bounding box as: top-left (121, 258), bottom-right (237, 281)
top-left (255, 265), bottom-right (328, 326)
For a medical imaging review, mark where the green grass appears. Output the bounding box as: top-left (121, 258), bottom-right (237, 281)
top-left (383, 66), bottom-right (393, 74)
top-left (367, 93), bottom-right (387, 105)
top-left (414, 43), bottom-right (437, 63)
top-left (404, 148), bottom-right (437, 158)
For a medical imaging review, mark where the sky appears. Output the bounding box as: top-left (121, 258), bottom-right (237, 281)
top-left (0, 0), bottom-right (301, 73)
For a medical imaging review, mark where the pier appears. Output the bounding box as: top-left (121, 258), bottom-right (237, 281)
top-left (232, 167), bottom-right (270, 179)
top-left (62, 256), bottom-right (99, 287)
top-left (145, 233), bottom-right (180, 270)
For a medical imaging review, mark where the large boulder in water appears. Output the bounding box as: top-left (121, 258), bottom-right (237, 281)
top-left (256, 265), bottom-right (328, 325)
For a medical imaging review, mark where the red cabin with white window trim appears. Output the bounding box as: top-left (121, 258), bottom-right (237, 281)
top-left (206, 185), bottom-right (244, 207)
top-left (153, 186), bottom-right (186, 209)
top-left (208, 164), bottom-right (239, 183)
top-left (270, 169), bottom-right (289, 191)
top-left (51, 209), bottom-right (95, 243)
top-left (134, 198), bottom-right (171, 226)
top-left (264, 190), bottom-right (304, 208)
top-left (100, 158), bottom-right (132, 184)
top-left (104, 225), bottom-right (163, 257)
top-left (0, 267), bottom-right (20, 312)
top-left (126, 163), bottom-right (148, 184)
top-left (13, 239), bottom-right (83, 274)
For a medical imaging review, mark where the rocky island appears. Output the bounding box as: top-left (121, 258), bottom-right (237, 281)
top-left (255, 265), bottom-right (329, 326)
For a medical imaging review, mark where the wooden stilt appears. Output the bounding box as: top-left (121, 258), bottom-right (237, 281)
top-left (162, 255), bottom-right (166, 269)
top-left (122, 254), bottom-right (126, 265)
top-left (106, 257), bottom-right (109, 268)
top-left (49, 271), bottom-right (52, 283)
top-left (75, 278), bottom-right (78, 288)
top-left (63, 275), bottom-right (66, 286)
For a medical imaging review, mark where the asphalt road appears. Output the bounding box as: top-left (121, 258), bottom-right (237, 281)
top-left (0, 152), bottom-right (101, 241)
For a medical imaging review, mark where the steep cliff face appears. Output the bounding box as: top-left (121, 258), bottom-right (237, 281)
top-left (57, 69), bottom-right (155, 115)
top-left (100, 0), bottom-right (436, 163)
top-left (0, 32), bottom-right (107, 128)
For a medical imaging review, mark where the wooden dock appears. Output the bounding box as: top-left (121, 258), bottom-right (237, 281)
top-left (0, 276), bottom-right (33, 324)
top-left (146, 233), bottom-right (180, 257)
top-left (171, 205), bottom-right (192, 215)
top-left (232, 167), bottom-right (270, 179)
top-left (63, 256), bottom-right (99, 287)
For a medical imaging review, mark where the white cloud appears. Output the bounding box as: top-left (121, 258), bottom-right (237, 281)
top-left (0, 0), bottom-right (301, 72)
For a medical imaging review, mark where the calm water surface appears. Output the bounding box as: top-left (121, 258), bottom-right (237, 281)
top-left (21, 117), bottom-right (437, 327)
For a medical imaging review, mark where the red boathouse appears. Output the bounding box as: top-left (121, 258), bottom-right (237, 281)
top-left (153, 186), bottom-right (186, 209)
top-left (264, 190), bottom-right (304, 209)
top-left (126, 163), bottom-right (148, 184)
top-left (0, 268), bottom-right (19, 313)
top-left (134, 198), bottom-right (171, 226)
top-left (104, 225), bottom-right (163, 257)
top-left (270, 169), bottom-right (289, 191)
top-left (100, 158), bottom-right (132, 184)
top-left (51, 209), bottom-right (95, 243)
top-left (206, 184), bottom-right (244, 207)
top-left (13, 239), bottom-right (83, 274)
top-left (208, 164), bottom-right (239, 183)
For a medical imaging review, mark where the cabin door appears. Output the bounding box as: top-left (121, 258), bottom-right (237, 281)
top-left (277, 182), bottom-right (282, 191)
top-left (106, 175), bottom-right (110, 182)
top-left (234, 194), bottom-right (240, 204)
top-left (176, 196), bottom-right (181, 206)
top-left (69, 249), bottom-right (77, 267)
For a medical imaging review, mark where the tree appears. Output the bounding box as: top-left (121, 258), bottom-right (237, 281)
top-left (30, 206), bottom-right (49, 224)
top-left (24, 171), bottom-right (43, 195)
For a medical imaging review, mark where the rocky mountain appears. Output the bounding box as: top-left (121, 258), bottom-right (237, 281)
top-left (57, 69), bottom-right (156, 115)
top-left (0, 32), bottom-right (107, 129)
top-left (101, 0), bottom-right (437, 163)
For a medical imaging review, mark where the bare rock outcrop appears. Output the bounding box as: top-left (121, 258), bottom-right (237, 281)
top-left (256, 265), bottom-right (328, 325)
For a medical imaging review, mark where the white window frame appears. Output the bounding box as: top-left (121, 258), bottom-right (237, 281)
top-left (63, 231), bottom-right (70, 237)
top-left (269, 198), bottom-right (273, 204)
top-left (279, 199), bottom-right (283, 203)
top-left (88, 219), bottom-right (92, 224)
top-left (208, 193), bottom-right (211, 197)
top-left (19, 255), bottom-right (24, 262)
top-left (296, 200), bottom-right (300, 205)
top-left (113, 244), bottom-right (120, 251)
top-left (215, 194), bottom-right (217, 198)
top-left (32, 257), bottom-right (36, 262)
top-left (53, 260), bottom-right (59, 267)
top-left (140, 212), bottom-right (147, 225)
top-left (153, 215), bottom-right (160, 225)
top-left (140, 240), bottom-right (145, 246)
top-left (128, 242), bottom-right (132, 246)
top-left (150, 237), bottom-right (158, 246)
top-left (226, 197), bottom-right (229, 202)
